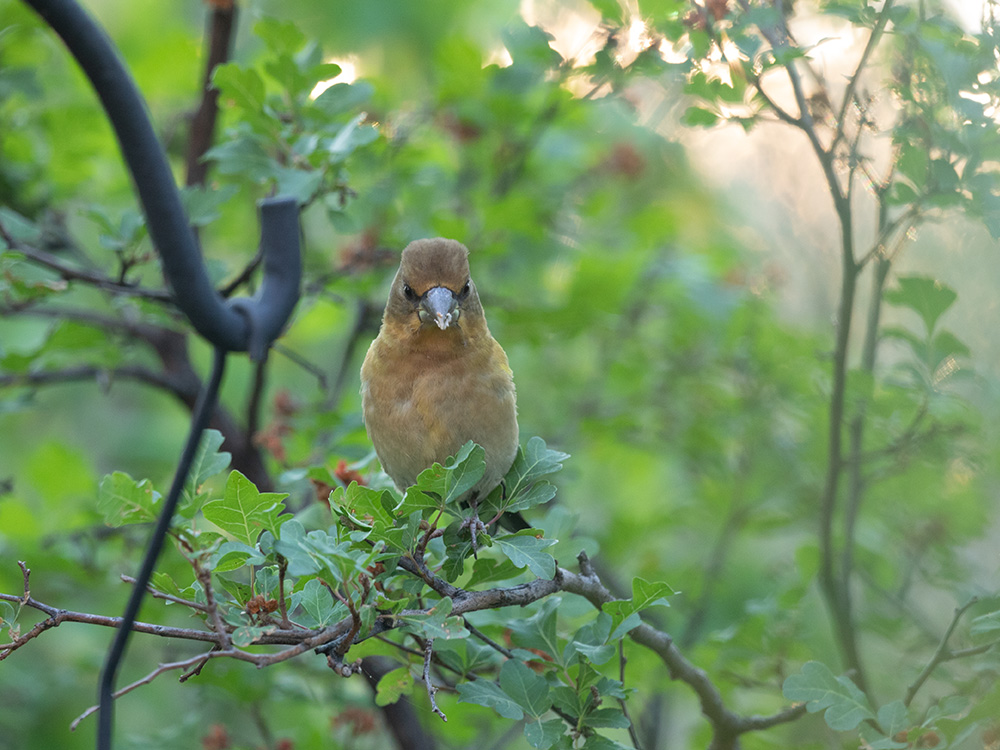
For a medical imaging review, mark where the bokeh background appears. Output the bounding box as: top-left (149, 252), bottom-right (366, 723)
top-left (2, 0), bottom-right (1000, 747)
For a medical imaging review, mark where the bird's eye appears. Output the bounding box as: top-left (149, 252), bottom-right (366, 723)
top-left (402, 283), bottom-right (416, 302)
top-left (459, 281), bottom-right (471, 299)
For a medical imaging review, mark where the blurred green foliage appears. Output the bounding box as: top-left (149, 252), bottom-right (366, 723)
top-left (3, 0), bottom-right (1000, 748)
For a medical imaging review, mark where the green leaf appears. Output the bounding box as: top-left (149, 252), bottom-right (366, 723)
top-left (299, 578), bottom-right (337, 627)
top-left (210, 540), bottom-right (266, 573)
top-left (274, 520), bottom-right (356, 579)
top-left (202, 471), bottom-right (289, 545)
top-left (375, 666), bottom-right (414, 707)
top-left (524, 718), bottom-right (565, 749)
top-left (457, 679), bottom-right (524, 720)
top-left (254, 18), bottom-right (306, 54)
top-left (180, 429), bottom-right (231, 511)
top-left (782, 661), bottom-right (874, 731)
top-left (466, 557), bottom-right (523, 587)
top-left (604, 577), bottom-right (675, 639)
top-left (876, 700), bottom-right (910, 740)
top-left (415, 441), bottom-right (486, 504)
top-left (397, 597), bottom-right (470, 640)
top-left (971, 609), bottom-right (1000, 636)
top-left (312, 80), bottom-right (375, 116)
top-left (884, 276), bottom-right (957, 334)
top-left (499, 659), bottom-right (552, 720)
top-left (0, 600), bottom-right (18, 630)
top-left (584, 707), bottom-right (632, 729)
top-left (495, 532), bottom-right (557, 579)
top-left (332, 482), bottom-right (399, 532)
top-left (509, 598), bottom-right (561, 659)
top-left (212, 63), bottom-right (266, 112)
top-left (231, 624), bottom-right (277, 648)
top-left (631, 576), bottom-right (675, 610)
top-left (97, 472), bottom-right (160, 526)
top-left (504, 437), bottom-right (570, 499)
top-left (504, 481), bottom-right (557, 514)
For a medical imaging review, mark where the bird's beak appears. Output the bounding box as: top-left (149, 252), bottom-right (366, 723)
top-left (419, 286), bottom-right (460, 330)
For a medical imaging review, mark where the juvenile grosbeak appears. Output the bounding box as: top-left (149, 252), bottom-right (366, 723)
top-left (360, 238), bottom-right (518, 507)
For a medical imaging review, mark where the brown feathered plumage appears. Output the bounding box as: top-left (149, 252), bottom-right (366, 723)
top-left (360, 238), bottom-right (518, 499)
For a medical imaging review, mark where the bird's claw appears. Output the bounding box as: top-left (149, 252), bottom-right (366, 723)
top-left (459, 515), bottom-right (488, 559)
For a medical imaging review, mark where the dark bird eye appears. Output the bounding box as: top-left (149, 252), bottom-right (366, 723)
top-left (402, 283), bottom-right (416, 301)
top-left (459, 281), bottom-right (471, 299)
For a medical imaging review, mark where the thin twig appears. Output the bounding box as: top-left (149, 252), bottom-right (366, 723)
top-left (71, 649), bottom-right (230, 730)
top-left (423, 637), bottom-right (447, 722)
top-left (120, 575), bottom-right (208, 612)
top-left (832, 0), bottom-right (898, 151)
top-left (619, 639), bottom-right (643, 750)
top-left (10, 242), bottom-right (172, 301)
top-left (194, 561), bottom-right (231, 647)
top-left (903, 597), bottom-right (985, 707)
top-left (463, 617), bottom-right (514, 659)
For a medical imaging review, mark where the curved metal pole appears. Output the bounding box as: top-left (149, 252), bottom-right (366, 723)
top-left (21, 0), bottom-right (301, 354)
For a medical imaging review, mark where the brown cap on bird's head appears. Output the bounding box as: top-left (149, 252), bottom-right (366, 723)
top-left (399, 238), bottom-right (470, 295)
top-left (386, 238), bottom-right (483, 332)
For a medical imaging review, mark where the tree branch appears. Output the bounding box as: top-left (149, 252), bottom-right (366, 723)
top-left (3, 552), bottom-right (806, 746)
top-left (185, 0), bottom-right (238, 187)
top-left (903, 597), bottom-right (990, 707)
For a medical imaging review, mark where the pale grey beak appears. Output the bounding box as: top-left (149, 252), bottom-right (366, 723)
top-left (419, 286), bottom-right (460, 330)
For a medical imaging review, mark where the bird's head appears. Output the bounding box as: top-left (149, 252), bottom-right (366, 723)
top-left (385, 238), bottom-right (485, 334)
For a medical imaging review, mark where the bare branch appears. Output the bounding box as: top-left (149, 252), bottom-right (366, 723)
top-left (833, 0), bottom-right (898, 151)
top-left (903, 597), bottom-right (990, 707)
top-left (8, 241), bottom-right (172, 301)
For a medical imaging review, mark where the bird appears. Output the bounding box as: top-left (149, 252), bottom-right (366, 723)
top-left (360, 238), bottom-right (519, 517)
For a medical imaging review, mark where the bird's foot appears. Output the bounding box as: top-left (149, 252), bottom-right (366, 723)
top-left (459, 515), bottom-right (488, 559)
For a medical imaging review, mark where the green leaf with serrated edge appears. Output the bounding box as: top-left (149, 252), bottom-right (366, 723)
top-left (415, 441), bottom-right (486, 505)
top-left (231, 624), bottom-right (277, 648)
top-left (456, 680), bottom-right (524, 720)
top-left (883, 276), bottom-right (957, 334)
top-left (332, 482), bottom-right (398, 531)
top-left (499, 659), bottom-right (551, 720)
top-left (399, 486), bottom-right (444, 513)
top-left (565, 615), bottom-right (615, 665)
top-left (504, 481), bottom-right (557, 514)
top-left (494, 532), bottom-right (557, 579)
top-left (467, 557), bottom-right (523, 586)
top-left (631, 577), bottom-right (675, 610)
top-left (397, 597), bottom-right (470, 640)
top-left (202, 471), bottom-right (289, 545)
top-left (504, 437), bottom-right (569, 498)
top-left (509, 599), bottom-right (561, 660)
top-left (98, 472), bottom-right (160, 526)
top-left (181, 429), bottom-right (230, 507)
top-left (148, 572), bottom-right (186, 601)
top-left (375, 666), bottom-right (414, 707)
top-left (299, 578), bottom-right (336, 627)
top-left (210, 540), bottom-right (265, 573)
top-left (585, 707), bottom-right (632, 729)
top-left (524, 718), bottom-right (565, 749)
top-left (604, 577), bottom-right (674, 640)
top-left (782, 661), bottom-right (874, 731)
top-left (273, 519), bottom-right (318, 576)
